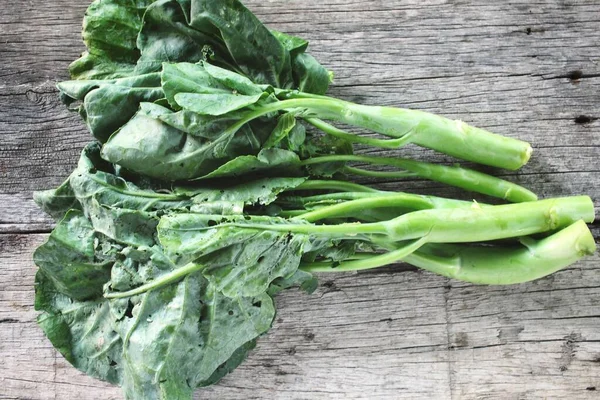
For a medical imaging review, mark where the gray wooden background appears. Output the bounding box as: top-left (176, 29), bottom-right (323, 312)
top-left (1, 0), bottom-right (599, 398)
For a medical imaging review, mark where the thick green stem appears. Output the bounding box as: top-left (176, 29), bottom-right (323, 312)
top-left (404, 220), bottom-right (596, 284)
top-left (279, 92), bottom-right (532, 170)
top-left (233, 196), bottom-right (594, 243)
top-left (381, 196), bottom-right (594, 243)
top-left (230, 94), bottom-right (532, 170)
top-left (302, 220), bottom-right (596, 285)
top-left (293, 193), bottom-right (476, 222)
top-left (302, 154), bottom-right (537, 203)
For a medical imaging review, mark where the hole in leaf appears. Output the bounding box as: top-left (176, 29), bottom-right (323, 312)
top-left (207, 220), bottom-right (217, 227)
top-left (124, 300), bottom-right (134, 318)
top-left (252, 301), bottom-right (262, 308)
top-left (257, 256), bottom-right (265, 263)
top-left (109, 360), bottom-right (117, 367)
top-left (228, 310), bottom-right (234, 316)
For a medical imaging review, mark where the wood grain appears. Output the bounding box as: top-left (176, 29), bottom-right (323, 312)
top-left (1, 0), bottom-right (599, 398)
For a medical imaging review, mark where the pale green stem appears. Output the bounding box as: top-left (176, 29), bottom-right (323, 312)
top-left (301, 154), bottom-right (537, 203)
top-left (304, 118), bottom-right (412, 149)
top-left (279, 92), bottom-right (533, 170)
top-left (233, 196), bottom-right (594, 243)
top-left (300, 237), bottom-right (428, 273)
top-left (104, 262), bottom-right (204, 299)
top-left (343, 166), bottom-right (418, 179)
top-left (300, 220), bottom-right (596, 285)
top-left (291, 180), bottom-right (380, 193)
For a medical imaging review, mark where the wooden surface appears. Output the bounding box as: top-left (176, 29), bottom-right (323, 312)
top-left (1, 0), bottom-right (600, 398)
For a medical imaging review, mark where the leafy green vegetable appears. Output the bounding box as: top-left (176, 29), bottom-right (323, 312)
top-left (33, 210), bottom-right (113, 300)
top-left (34, 0), bottom-right (596, 399)
top-left (36, 268), bottom-right (276, 399)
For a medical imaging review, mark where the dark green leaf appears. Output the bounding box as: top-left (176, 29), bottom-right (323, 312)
top-left (35, 271), bottom-right (123, 383)
top-left (157, 214), bottom-right (309, 297)
top-left (68, 0), bottom-right (157, 79)
top-left (33, 179), bottom-right (79, 221)
top-left (293, 53), bottom-right (333, 95)
top-left (189, 0), bottom-right (293, 87)
top-left (35, 267), bottom-right (275, 400)
top-left (33, 211), bottom-right (113, 300)
top-left (101, 105), bottom-right (264, 181)
top-left (198, 340), bottom-right (257, 387)
top-left (135, 0), bottom-right (229, 75)
top-left (174, 92), bottom-right (263, 116)
top-left (196, 148), bottom-right (302, 180)
top-left (202, 62), bottom-right (265, 95)
top-left (271, 30), bottom-right (308, 56)
top-left (263, 112), bottom-right (297, 148)
top-left (268, 269), bottom-right (318, 296)
top-left (58, 73), bottom-right (163, 142)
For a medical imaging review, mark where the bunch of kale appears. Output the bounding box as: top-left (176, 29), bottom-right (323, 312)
top-left (34, 1), bottom-right (595, 399)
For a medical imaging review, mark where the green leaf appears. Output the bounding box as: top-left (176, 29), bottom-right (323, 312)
top-left (70, 143), bottom-right (195, 212)
top-left (263, 112), bottom-right (297, 148)
top-left (101, 105), bottom-right (264, 181)
top-left (162, 62), bottom-right (266, 115)
top-left (157, 214), bottom-right (309, 297)
top-left (174, 92), bottom-right (263, 116)
top-left (86, 200), bottom-right (159, 247)
top-left (33, 178), bottom-right (79, 221)
top-left (189, 0), bottom-right (293, 87)
top-left (198, 340), bottom-right (257, 387)
top-left (196, 148), bottom-right (302, 180)
top-left (114, 275), bottom-right (274, 396)
top-left (117, 275), bottom-right (274, 399)
top-left (161, 62), bottom-right (231, 109)
top-left (268, 269), bottom-right (318, 296)
top-left (33, 211), bottom-right (113, 301)
top-left (69, 143), bottom-right (303, 217)
top-left (271, 30), bottom-right (308, 56)
top-left (35, 267), bottom-right (275, 400)
top-left (155, 106), bottom-right (244, 139)
top-left (68, 0), bottom-right (157, 79)
top-left (35, 271), bottom-right (123, 383)
top-left (202, 62), bottom-right (265, 95)
top-left (58, 73), bottom-right (163, 142)
top-left (135, 0), bottom-right (230, 75)
top-left (293, 53), bottom-right (332, 95)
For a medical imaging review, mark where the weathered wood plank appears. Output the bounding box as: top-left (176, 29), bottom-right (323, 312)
top-left (1, 0), bottom-right (599, 398)
top-left (1, 234), bottom-right (599, 399)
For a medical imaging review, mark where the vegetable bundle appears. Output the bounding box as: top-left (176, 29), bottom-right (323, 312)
top-left (34, 0), bottom-right (596, 399)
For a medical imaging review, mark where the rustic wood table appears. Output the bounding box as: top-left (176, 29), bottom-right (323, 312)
top-left (1, 1), bottom-right (599, 399)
